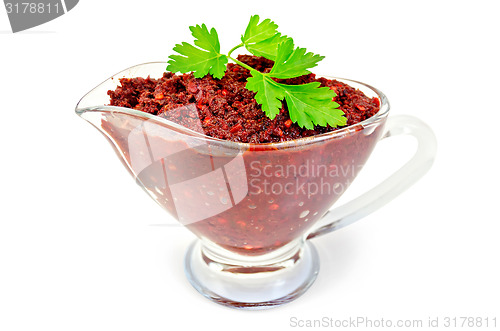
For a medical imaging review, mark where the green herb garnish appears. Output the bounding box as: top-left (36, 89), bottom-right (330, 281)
top-left (167, 15), bottom-right (347, 129)
top-left (168, 24), bottom-right (228, 79)
top-left (239, 15), bottom-right (290, 61)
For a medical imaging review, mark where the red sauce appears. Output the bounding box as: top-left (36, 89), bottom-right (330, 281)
top-left (108, 55), bottom-right (380, 143)
top-left (103, 56), bottom-right (384, 255)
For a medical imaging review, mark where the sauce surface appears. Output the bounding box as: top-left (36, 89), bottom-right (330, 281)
top-left (108, 55), bottom-right (380, 143)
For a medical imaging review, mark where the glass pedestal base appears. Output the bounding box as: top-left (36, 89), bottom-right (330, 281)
top-left (184, 239), bottom-right (320, 309)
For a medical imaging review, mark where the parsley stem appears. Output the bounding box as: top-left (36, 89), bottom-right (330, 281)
top-left (228, 55), bottom-right (255, 72)
top-left (228, 43), bottom-right (244, 57)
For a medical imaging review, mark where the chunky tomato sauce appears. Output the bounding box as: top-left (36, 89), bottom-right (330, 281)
top-left (108, 55), bottom-right (380, 143)
top-left (104, 56), bottom-right (384, 255)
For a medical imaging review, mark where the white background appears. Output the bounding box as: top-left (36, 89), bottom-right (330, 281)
top-left (1, 1), bottom-right (499, 330)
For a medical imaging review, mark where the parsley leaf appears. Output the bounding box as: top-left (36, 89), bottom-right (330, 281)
top-left (268, 39), bottom-right (324, 79)
top-left (241, 15), bottom-right (290, 61)
top-left (167, 24), bottom-right (228, 79)
top-left (246, 68), bottom-right (346, 129)
top-left (245, 69), bottom-right (285, 119)
top-left (280, 82), bottom-right (345, 129)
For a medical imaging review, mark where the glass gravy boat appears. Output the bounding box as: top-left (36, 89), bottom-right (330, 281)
top-left (76, 62), bottom-right (437, 309)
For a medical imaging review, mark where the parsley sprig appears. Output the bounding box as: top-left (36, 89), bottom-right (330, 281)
top-left (167, 15), bottom-right (347, 129)
top-left (168, 24), bottom-right (228, 79)
top-left (238, 15), bottom-right (290, 61)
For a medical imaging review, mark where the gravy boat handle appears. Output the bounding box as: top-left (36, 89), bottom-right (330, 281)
top-left (307, 115), bottom-right (437, 240)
